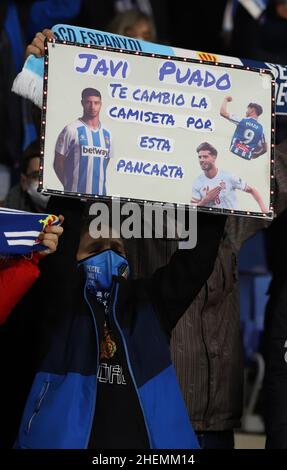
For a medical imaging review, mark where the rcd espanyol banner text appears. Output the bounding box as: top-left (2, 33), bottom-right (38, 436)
top-left (13, 24), bottom-right (287, 115)
top-left (41, 40), bottom-right (273, 218)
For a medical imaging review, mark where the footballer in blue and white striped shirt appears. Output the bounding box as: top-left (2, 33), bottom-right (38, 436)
top-left (220, 96), bottom-right (267, 161)
top-left (54, 88), bottom-right (113, 195)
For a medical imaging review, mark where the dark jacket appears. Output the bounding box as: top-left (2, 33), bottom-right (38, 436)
top-left (264, 265), bottom-right (287, 449)
top-left (15, 197), bottom-right (225, 449)
top-left (170, 216), bottom-right (263, 431)
top-left (263, 141), bottom-right (287, 448)
top-left (128, 217), bottom-right (264, 431)
top-left (127, 143), bottom-right (287, 432)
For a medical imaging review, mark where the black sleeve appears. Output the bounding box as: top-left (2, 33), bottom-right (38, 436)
top-left (150, 212), bottom-right (226, 334)
top-left (34, 196), bottom-right (85, 328)
top-left (41, 196), bottom-right (85, 275)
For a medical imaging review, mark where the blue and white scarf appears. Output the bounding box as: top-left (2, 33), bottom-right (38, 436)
top-left (12, 24), bottom-right (176, 108)
top-left (12, 22), bottom-right (287, 115)
top-left (0, 207), bottom-right (60, 255)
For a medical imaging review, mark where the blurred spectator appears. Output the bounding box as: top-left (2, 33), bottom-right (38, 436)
top-left (0, 0), bottom-right (25, 202)
top-left (167, 0), bottom-right (228, 54)
top-left (232, 0), bottom-right (287, 65)
top-left (275, 0), bottom-right (287, 18)
top-left (231, 1), bottom-right (263, 59)
top-left (107, 8), bottom-right (156, 41)
top-left (76, 0), bottom-right (170, 44)
top-left (230, 1), bottom-right (287, 145)
top-left (0, 165), bottom-right (11, 205)
top-left (259, 0), bottom-right (287, 65)
top-left (5, 140), bottom-right (49, 212)
top-left (263, 140), bottom-right (287, 447)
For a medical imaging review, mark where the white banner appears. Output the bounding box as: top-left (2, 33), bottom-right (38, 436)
top-left (42, 41), bottom-right (274, 219)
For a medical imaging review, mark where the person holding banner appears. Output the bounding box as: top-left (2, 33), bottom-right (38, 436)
top-left (220, 96), bottom-right (267, 160)
top-left (10, 25), bottom-right (282, 451)
top-left (54, 88), bottom-right (113, 196)
top-left (191, 142), bottom-right (268, 213)
top-left (12, 196), bottom-right (226, 450)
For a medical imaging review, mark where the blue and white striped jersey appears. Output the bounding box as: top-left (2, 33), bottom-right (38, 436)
top-left (227, 114), bottom-right (265, 160)
top-left (55, 119), bottom-right (112, 195)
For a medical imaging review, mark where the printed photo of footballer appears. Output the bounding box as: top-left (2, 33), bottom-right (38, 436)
top-left (191, 142), bottom-right (268, 213)
top-left (220, 96), bottom-right (267, 160)
top-left (54, 87), bottom-right (113, 196)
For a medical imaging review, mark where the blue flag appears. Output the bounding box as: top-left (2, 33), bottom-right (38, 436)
top-left (0, 208), bottom-right (60, 255)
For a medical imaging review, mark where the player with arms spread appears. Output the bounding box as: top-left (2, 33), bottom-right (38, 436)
top-left (191, 142), bottom-right (268, 213)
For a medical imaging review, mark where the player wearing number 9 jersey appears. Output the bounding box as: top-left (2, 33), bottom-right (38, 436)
top-left (220, 97), bottom-right (267, 160)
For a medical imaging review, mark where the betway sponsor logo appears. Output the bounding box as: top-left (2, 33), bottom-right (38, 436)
top-left (82, 146), bottom-right (109, 157)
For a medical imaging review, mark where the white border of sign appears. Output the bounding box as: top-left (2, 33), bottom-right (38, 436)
top-left (40, 38), bottom-right (275, 220)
